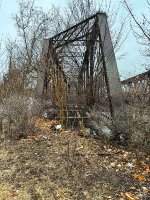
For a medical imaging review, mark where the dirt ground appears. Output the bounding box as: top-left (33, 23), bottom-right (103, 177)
top-left (0, 119), bottom-right (149, 200)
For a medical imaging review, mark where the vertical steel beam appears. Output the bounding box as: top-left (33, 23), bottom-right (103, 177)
top-left (97, 13), bottom-right (128, 137)
top-left (35, 39), bottom-right (49, 98)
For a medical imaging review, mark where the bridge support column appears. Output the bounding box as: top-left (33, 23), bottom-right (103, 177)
top-left (35, 39), bottom-right (49, 99)
top-left (97, 13), bottom-right (128, 138)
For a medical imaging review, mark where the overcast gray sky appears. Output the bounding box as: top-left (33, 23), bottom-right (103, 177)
top-left (0, 0), bottom-right (149, 79)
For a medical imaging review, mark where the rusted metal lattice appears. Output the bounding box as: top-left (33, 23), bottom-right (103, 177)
top-left (122, 70), bottom-right (150, 104)
top-left (36, 12), bottom-right (127, 136)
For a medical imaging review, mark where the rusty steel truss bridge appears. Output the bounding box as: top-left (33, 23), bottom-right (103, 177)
top-left (35, 12), bottom-right (128, 137)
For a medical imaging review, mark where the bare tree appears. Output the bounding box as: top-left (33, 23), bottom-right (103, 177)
top-left (123, 0), bottom-right (150, 64)
top-left (12, 0), bottom-right (48, 71)
top-left (1, 0), bottom-right (54, 98)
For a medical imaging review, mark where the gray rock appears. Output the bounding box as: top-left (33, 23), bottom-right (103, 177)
top-left (101, 126), bottom-right (113, 139)
top-left (42, 108), bottom-right (59, 120)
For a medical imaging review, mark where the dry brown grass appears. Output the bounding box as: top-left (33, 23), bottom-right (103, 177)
top-left (0, 118), bottom-right (149, 200)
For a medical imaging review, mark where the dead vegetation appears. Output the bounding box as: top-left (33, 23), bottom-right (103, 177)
top-left (122, 73), bottom-right (150, 146)
top-left (0, 118), bottom-right (150, 200)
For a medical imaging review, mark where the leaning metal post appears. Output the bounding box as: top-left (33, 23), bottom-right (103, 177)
top-left (97, 13), bottom-right (128, 137)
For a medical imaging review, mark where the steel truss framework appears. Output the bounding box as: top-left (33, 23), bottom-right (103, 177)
top-left (36, 12), bottom-right (127, 136)
top-left (122, 70), bottom-right (150, 103)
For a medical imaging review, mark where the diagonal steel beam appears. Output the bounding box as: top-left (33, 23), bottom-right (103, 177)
top-left (97, 13), bottom-right (128, 138)
top-left (49, 12), bottom-right (104, 41)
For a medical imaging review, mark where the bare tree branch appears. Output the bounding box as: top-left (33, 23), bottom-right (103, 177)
top-left (123, 0), bottom-right (150, 41)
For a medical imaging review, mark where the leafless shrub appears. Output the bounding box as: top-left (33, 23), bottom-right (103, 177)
top-left (122, 76), bottom-right (150, 146)
top-left (1, 95), bottom-right (31, 137)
